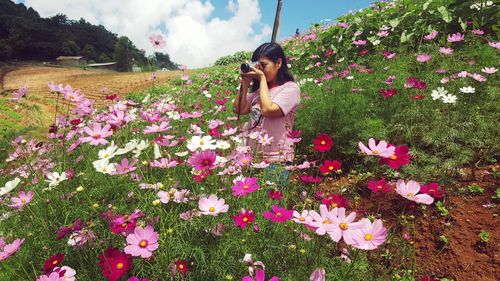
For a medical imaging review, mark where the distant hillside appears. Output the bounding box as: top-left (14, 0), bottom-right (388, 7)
top-left (0, 0), bottom-right (161, 68)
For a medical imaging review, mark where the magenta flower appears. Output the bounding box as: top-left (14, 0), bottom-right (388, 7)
top-left (351, 218), bottom-right (387, 250)
top-left (447, 32), bottom-right (465, 43)
top-left (310, 268), bottom-right (326, 281)
top-left (358, 138), bottom-right (395, 158)
top-left (113, 158), bottom-right (138, 175)
top-left (124, 225), bottom-right (159, 258)
top-left (231, 209), bottom-right (255, 228)
top-left (188, 150), bottom-right (217, 171)
top-left (423, 31), bottom-right (438, 41)
top-left (420, 182), bottom-right (446, 199)
top-left (242, 269), bottom-right (279, 281)
top-left (80, 123), bottom-right (113, 145)
top-left (329, 208), bottom-right (363, 245)
top-left (7, 191), bottom-right (34, 209)
top-left (231, 177), bottom-right (260, 197)
top-left (379, 144), bottom-right (412, 169)
top-left (149, 34), bottom-right (166, 49)
top-left (367, 178), bottom-right (392, 193)
top-left (198, 194), bottom-right (229, 216)
top-left (395, 179), bottom-right (434, 205)
top-left (262, 205), bottom-right (293, 223)
top-left (0, 238), bottom-right (24, 261)
top-left (472, 29), bottom-right (484, 35)
top-left (416, 54), bottom-right (431, 63)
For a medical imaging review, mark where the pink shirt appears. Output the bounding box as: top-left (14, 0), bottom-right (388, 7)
top-left (244, 81), bottom-right (301, 163)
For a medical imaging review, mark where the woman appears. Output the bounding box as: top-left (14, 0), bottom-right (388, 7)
top-left (232, 42), bottom-right (300, 186)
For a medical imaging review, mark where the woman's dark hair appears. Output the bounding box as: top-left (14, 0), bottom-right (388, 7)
top-left (250, 42), bottom-right (294, 93)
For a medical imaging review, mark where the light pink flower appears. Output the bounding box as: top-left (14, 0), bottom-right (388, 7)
top-left (124, 225), bottom-right (159, 258)
top-left (63, 86), bottom-right (83, 103)
top-left (150, 158), bottom-right (178, 169)
top-left (80, 123), bottom-right (113, 145)
top-left (352, 40), bottom-right (367, 46)
top-left (352, 218), bottom-right (387, 250)
top-left (292, 210), bottom-right (311, 224)
top-left (310, 268), bottom-right (326, 281)
top-left (470, 73), bottom-right (487, 82)
top-left (439, 47), bottom-right (453, 55)
top-left (0, 238), bottom-right (24, 261)
top-left (395, 179), bottom-right (434, 205)
top-left (198, 194), bottom-right (229, 216)
top-left (307, 204), bottom-right (337, 235)
top-left (149, 34), bottom-right (166, 49)
top-left (358, 138), bottom-right (395, 158)
top-left (481, 67), bottom-right (498, 74)
top-left (416, 54), bottom-right (431, 63)
top-left (472, 29), bottom-right (484, 35)
top-left (423, 31), bottom-right (438, 41)
top-left (447, 32), bottom-right (465, 43)
top-left (36, 272), bottom-right (66, 281)
top-left (143, 121), bottom-right (171, 134)
top-left (488, 41), bottom-right (500, 49)
top-left (7, 191), bottom-right (33, 209)
top-left (53, 266), bottom-right (76, 281)
top-left (113, 158), bottom-right (138, 175)
top-left (329, 208), bottom-right (363, 244)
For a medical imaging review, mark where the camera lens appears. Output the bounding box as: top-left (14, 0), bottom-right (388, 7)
top-left (240, 63), bottom-right (250, 73)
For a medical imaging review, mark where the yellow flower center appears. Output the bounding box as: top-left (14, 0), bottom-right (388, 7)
top-left (377, 185), bottom-right (383, 189)
top-left (200, 140), bottom-right (205, 145)
top-left (373, 150), bottom-right (379, 154)
top-left (243, 217), bottom-right (248, 222)
top-left (407, 193), bottom-right (415, 197)
top-left (209, 207), bottom-right (215, 212)
top-left (364, 234), bottom-right (373, 241)
top-left (139, 240), bottom-right (148, 248)
top-left (299, 217), bottom-right (305, 221)
top-left (179, 264), bottom-right (184, 269)
top-left (243, 184), bottom-right (249, 189)
top-left (339, 223), bottom-right (348, 230)
top-left (21, 198), bottom-right (27, 203)
top-left (320, 140), bottom-right (326, 145)
top-left (331, 203), bottom-right (338, 208)
top-left (116, 263), bottom-right (124, 269)
top-left (276, 212), bottom-right (282, 217)
top-left (121, 223), bottom-right (128, 228)
top-left (92, 134), bottom-right (101, 139)
top-left (242, 159), bottom-right (248, 164)
top-left (323, 219), bottom-right (331, 224)
top-left (390, 155), bottom-right (397, 160)
top-left (328, 166), bottom-right (334, 170)
top-left (203, 160), bottom-right (210, 165)
top-left (52, 260), bottom-right (59, 265)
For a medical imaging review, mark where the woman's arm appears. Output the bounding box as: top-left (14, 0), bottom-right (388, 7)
top-left (232, 81), bottom-right (251, 115)
top-left (258, 78), bottom-right (285, 118)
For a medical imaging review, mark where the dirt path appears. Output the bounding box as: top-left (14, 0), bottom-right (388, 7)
top-left (1, 66), bottom-right (186, 137)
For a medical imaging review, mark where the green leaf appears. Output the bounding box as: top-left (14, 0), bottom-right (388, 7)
top-left (400, 31), bottom-right (413, 43)
top-left (389, 18), bottom-right (400, 28)
top-left (437, 6), bottom-right (452, 23)
top-left (458, 17), bottom-right (467, 31)
top-left (423, 0), bottom-right (432, 10)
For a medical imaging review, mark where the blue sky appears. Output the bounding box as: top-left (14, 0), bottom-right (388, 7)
top-left (15, 0), bottom-right (377, 67)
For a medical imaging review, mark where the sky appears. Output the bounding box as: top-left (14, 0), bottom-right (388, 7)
top-left (14, 0), bottom-right (376, 68)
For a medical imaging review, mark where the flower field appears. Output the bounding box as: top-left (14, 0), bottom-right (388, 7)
top-left (0, 1), bottom-right (498, 280)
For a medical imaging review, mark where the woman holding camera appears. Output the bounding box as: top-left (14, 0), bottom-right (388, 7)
top-left (232, 42), bottom-right (300, 186)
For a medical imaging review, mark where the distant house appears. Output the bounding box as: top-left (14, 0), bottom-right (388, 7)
top-left (56, 56), bottom-right (86, 66)
top-left (86, 62), bottom-right (116, 70)
top-left (132, 64), bottom-right (142, 72)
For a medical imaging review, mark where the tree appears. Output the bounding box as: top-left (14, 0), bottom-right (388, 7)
top-left (82, 44), bottom-right (97, 61)
top-left (61, 40), bottom-right (80, 55)
top-left (113, 36), bottom-right (132, 72)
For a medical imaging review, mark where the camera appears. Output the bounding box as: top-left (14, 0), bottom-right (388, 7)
top-left (240, 61), bottom-right (259, 73)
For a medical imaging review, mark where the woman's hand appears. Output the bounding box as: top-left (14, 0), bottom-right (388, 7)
top-left (241, 65), bottom-right (265, 83)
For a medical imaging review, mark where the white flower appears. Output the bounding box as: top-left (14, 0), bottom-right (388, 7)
top-left (93, 160), bottom-right (116, 174)
top-left (257, 133), bottom-right (274, 146)
top-left (442, 94), bottom-right (457, 104)
top-left (167, 111), bottom-right (181, 120)
top-left (45, 172), bottom-right (68, 189)
top-left (248, 131), bottom-right (260, 140)
top-left (98, 142), bottom-right (117, 160)
top-left (216, 140), bottom-right (231, 150)
top-left (346, 76), bottom-right (354, 80)
top-left (174, 151), bottom-right (189, 157)
top-left (215, 156), bottom-right (228, 165)
top-left (115, 139), bottom-right (138, 155)
top-left (186, 135), bottom-right (217, 152)
top-left (203, 90), bottom-right (211, 98)
top-left (153, 143), bottom-right (162, 159)
top-left (0, 177), bottom-right (21, 196)
top-left (431, 87), bottom-right (448, 100)
top-left (459, 86), bottom-right (475, 93)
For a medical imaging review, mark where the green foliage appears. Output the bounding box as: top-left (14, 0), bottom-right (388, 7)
top-left (435, 201), bottom-right (449, 217)
top-left (478, 230), bottom-right (490, 243)
top-left (492, 189), bottom-right (500, 202)
top-left (467, 184), bottom-right (484, 195)
top-left (214, 51), bottom-right (252, 66)
top-left (114, 36), bottom-right (133, 72)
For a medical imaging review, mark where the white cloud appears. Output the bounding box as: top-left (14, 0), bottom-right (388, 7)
top-left (20, 0), bottom-right (271, 68)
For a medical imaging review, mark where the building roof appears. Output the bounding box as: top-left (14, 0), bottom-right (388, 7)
top-left (86, 62), bottom-right (116, 67)
top-left (56, 56), bottom-right (84, 60)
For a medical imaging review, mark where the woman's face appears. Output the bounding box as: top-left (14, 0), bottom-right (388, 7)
top-left (257, 56), bottom-right (282, 83)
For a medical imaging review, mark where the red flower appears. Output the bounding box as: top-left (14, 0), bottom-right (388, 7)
top-left (319, 160), bottom-right (342, 173)
top-left (421, 276), bottom-right (439, 281)
top-left (410, 94), bottom-right (425, 99)
top-left (420, 183), bottom-right (445, 199)
top-left (313, 133), bottom-right (333, 152)
top-left (97, 248), bottom-right (132, 281)
top-left (324, 49), bottom-right (334, 57)
top-left (43, 253), bottom-right (65, 274)
top-left (268, 190), bottom-right (283, 201)
top-left (379, 88), bottom-right (397, 98)
top-left (231, 210), bottom-right (256, 228)
top-left (367, 178), bottom-right (393, 193)
top-left (379, 144), bottom-right (411, 169)
top-left (208, 127), bottom-right (221, 138)
top-left (321, 193), bottom-right (348, 208)
top-left (175, 259), bottom-right (189, 273)
top-left (358, 49), bottom-right (369, 55)
top-left (300, 175), bottom-right (323, 183)
top-left (193, 172), bottom-right (209, 182)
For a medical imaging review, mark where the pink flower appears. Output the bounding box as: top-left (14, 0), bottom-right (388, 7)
top-left (416, 54), bottom-right (431, 63)
top-left (188, 150), bottom-right (217, 171)
top-left (0, 238), bottom-right (24, 261)
top-left (63, 86), bottom-right (83, 103)
top-left (395, 179), bottom-right (434, 205)
top-left (231, 209), bottom-right (255, 228)
top-left (472, 29), bottom-right (484, 35)
top-left (481, 67), bottom-right (497, 74)
top-left (352, 40), bottom-right (367, 46)
top-left (329, 208), bottom-right (363, 244)
top-left (379, 88), bottom-right (397, 98)
top-left (447, 32), bottom-right (464, 43)
top-left (232, 177), bottom-right (259, 196)
top-left (124, 225), bottom-right (159, 258)
top-left (36, 272), bottom-right (66, 281)
top-left (11, 85), bottom-right (29, 102)
top-left (307, 205), bottom-right (337, 235)
top-left (367, 178), bottom-right (392, 193)
top-left (149, 34), bottom-right (166, 49)
top-left (7, 191), bottom-right (33, 209)
top-left (423, 31), bottom-right (438, 41)
top-left (151, 158), bottom-right (178, 169)
top-left (420, 182), bottom-right (445, 199)
top-left (439, 47), bottom-right (453, 55)
top-left (358, 138), bottom-right (395, 158)
top-left (53, 266), bottom-right (76, 281)
top-left (143, 121), bottom-right (171, 134)
top-left (113, 158), bottom-right (138, 175)
top-left (198, 194), bottom-right (229, 216)
top-left (263, 205), bottom-right (293, 223)
top-left (488, 41), bottom-right (500, 49)
top-left (379, 144), bottom-right (412, 169)
top-left (292, 210), bottom-right (311, 224)
top-left (242, 269), bottom-right (279, 281)
top-left (382, 50), bottom-right (396, 59)
top-left (80, 123), bottom-right (113, 145)
top-left (351, 218), bottom-right (387, 250)
top-left (310, 268), bottom-right (326, 281)
top-left (234, 153), bottom-right (252, 166)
